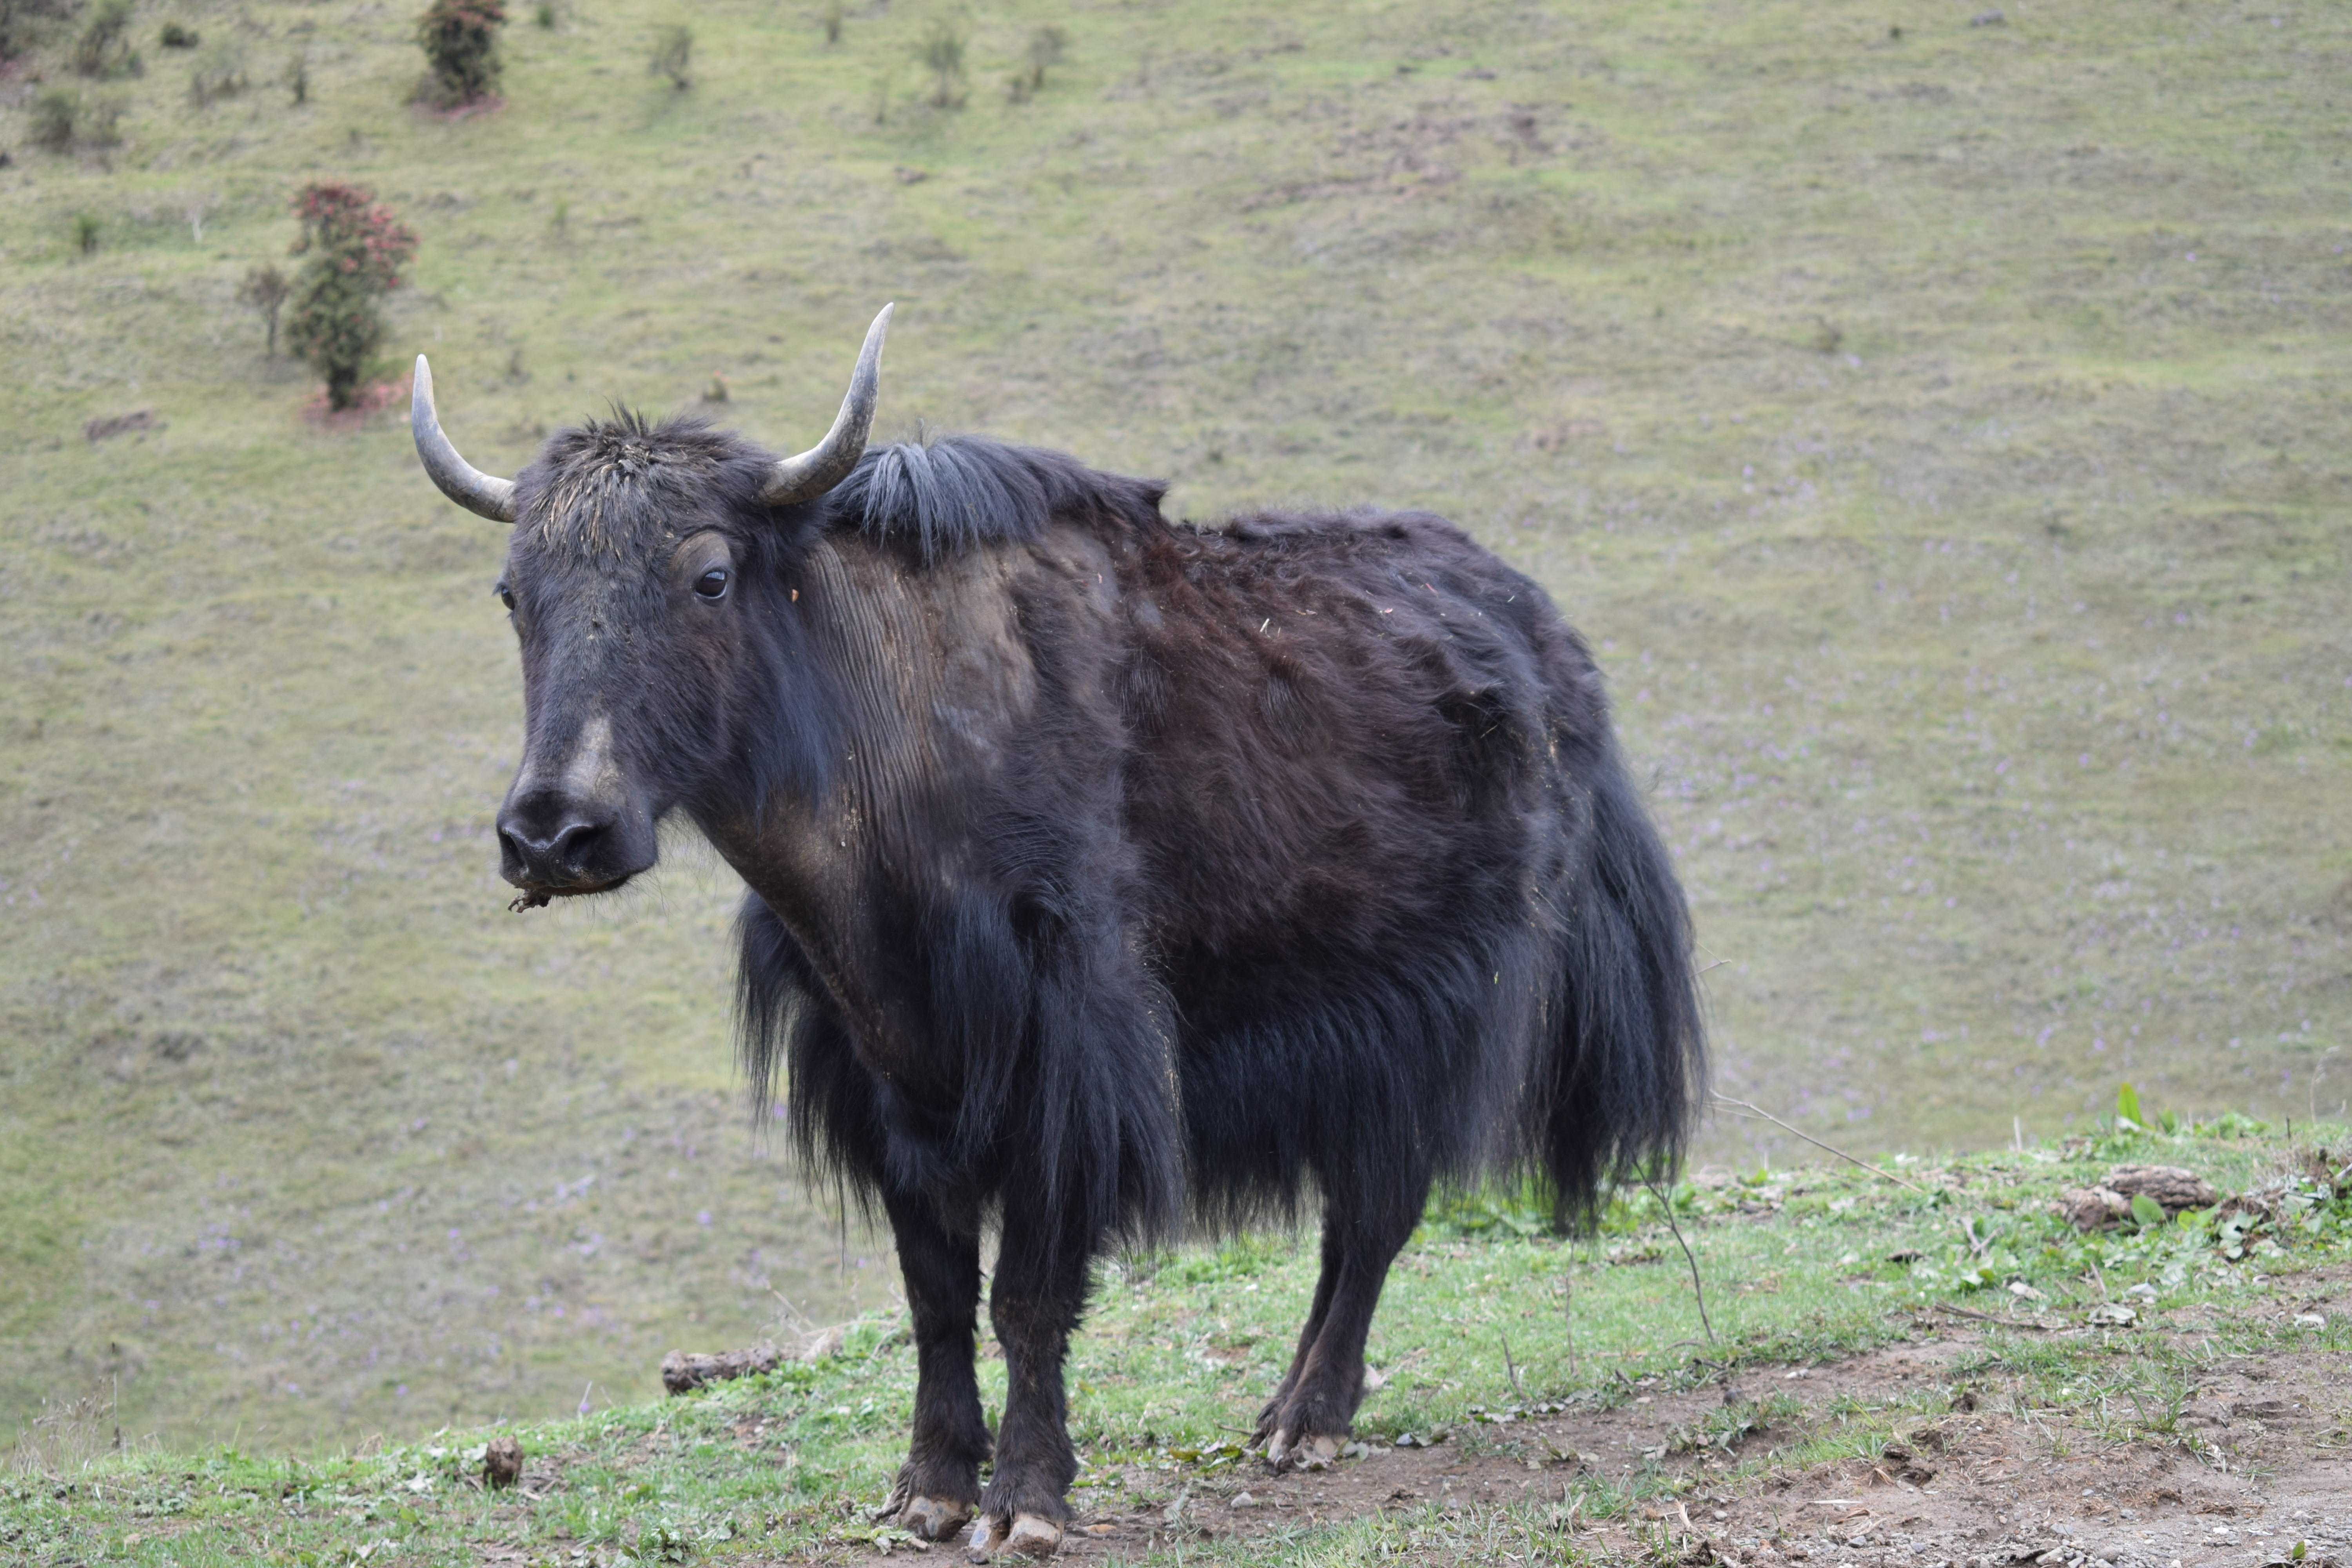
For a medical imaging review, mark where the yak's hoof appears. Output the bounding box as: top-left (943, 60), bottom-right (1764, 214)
top-left (1266, 1430), bottom-right (1341, 1472)
top-left (1006, 1515), bottom-right (1063, 1557)
top-left (966, 1512), bottom-right (1062, 1561)
top-left (904, 1494), bottom-right (973, 1542)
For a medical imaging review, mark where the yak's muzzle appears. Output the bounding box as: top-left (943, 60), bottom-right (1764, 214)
top-left (495, 715), bottom-right (657, 896)
top-left (496, 787), bottom-right (655, 895)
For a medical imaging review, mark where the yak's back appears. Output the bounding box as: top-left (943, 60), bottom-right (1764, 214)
top-left (1139, 505), bottom-right (1610, 762)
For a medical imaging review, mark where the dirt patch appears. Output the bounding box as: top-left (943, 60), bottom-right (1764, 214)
top-left (302, 372), bottom-right (411, 428)
top-left (83, 409), bottom-right (165, 442)
top-left (869, 1298), bottom-right (2352, 1564)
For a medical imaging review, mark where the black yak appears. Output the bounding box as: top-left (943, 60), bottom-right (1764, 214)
top-left (411, 306), bottom-right (1703, 1561)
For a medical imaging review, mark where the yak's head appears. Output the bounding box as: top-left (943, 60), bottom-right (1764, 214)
top-left (412, 306), bottom-right (891, 904)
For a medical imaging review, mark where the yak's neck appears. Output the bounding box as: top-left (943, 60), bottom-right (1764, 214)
top-left (695, 531), bottom-right (1050, 1059)
top-left (702, 530), bottom-right (1039, 904)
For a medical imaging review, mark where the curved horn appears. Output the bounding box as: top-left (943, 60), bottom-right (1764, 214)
top-left (412, 355), bottom-right (518, 523)
top-left (760, 303), bottom-right (893, 507)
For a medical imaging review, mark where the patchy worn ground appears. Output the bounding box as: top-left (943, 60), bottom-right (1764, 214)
top-left (831, 1305), bottom-right (2352, 1565)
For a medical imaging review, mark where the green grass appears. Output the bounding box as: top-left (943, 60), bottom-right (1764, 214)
top-left (3, 0), bottom-right (2349, 1451)
top-left (7, 1126), bottom-right (2349, 1564)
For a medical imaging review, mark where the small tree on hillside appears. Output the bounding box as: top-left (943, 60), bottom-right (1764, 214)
top-left (238, 262), bottom-right (291, 357)
top-left (284, 183), bottom-right (417, 410)
top-left (648, 23), bottom-right (691, 89)
top-left (73, 0), bottom-right (137, 76)
top-left (916, 18), bottom-right (965, 109)
top-left (415, 0), bottom-right (505, 107)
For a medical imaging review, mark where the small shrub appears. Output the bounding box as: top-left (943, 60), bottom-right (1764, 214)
top-left (532, 0), bottom-right (556, 25)
top-left (73, 211), bottom-right (100, 255)
top-left (820, 1), bottom-right (842, 46)
top-left (31, 87), bottom-right (78, 149)
top-left (0, 0), bottom-right (79, 64)
top-left (33, 88), bottom-right (124, 151)
top-left (189, 41), bottom-right (249, 106)
top-left (286, 49), bottom-right (309, 104)
top-left (1009, 24), bottom-right (1065, 98)
top-left (548, 196), bottom-right (568, 236)
top-left (916, 18), bottom-right (965, 109)
top-left (285, 182), bottom-right (418, 410)
top-left (290, 262), bottom-right (388, 410)
top-left (160, 21), bottom-right (200, 49)
top-left (648, 24), bottom-right (690, 89)
top-left (74, 0), bottom-right (136, 76)
top-left (80, 94), bottom-right (124, 147)
top-left (415, 0), bottom-right (506, 107)
top-left (238, 262), bottom-right (292, 357)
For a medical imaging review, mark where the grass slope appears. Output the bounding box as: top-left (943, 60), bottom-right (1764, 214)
top-left (6, 1124), bottom-right (2349, 1564)
top-left (2, 0), bottom-right (2348, 1450)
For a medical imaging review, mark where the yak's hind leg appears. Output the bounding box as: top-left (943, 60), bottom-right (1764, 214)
top-left (880, 1188), bottom-right (991, 1542)
top-left (1249, 1221), bottom-right (1343, 1448)
top-left (1259, 1171), bottom-right (1430, 1472)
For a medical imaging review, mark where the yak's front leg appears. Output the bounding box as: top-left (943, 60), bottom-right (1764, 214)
top-left (965, 1208), bottom-right (1092, 1561)
top-left (880, 1187), bottom-right (991, 1543)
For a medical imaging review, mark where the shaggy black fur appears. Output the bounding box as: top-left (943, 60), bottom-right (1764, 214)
top-left (479, 422), bottom-right (1703, 1542)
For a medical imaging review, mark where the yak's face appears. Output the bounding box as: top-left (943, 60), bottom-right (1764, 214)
top-left (407, 305), bottom-right (890, 902)
top-left (491, 420), bottom-right (780, 902)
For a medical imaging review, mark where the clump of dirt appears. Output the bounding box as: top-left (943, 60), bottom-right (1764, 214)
top-left (482, 1433), bottom-right (523, 1488)
top-left (2055, 1165), bottom-right (2223, 1230)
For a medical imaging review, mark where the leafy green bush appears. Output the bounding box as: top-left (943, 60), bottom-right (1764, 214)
top-left (283, 183), bottom-right (419, 410)
top-left (159, 21), bottom-right (200, 49)
top-left (414, 0), bottom-right (505, 107)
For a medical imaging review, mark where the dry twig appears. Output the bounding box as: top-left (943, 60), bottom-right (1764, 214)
top-left (1712, 1094), bottom-right (1933, 1195)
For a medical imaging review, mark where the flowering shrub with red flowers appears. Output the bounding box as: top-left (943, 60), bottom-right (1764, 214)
top-left (415, 0), bottom-right (506, 107)
top-left (285, 183), bottom-right (419, 410)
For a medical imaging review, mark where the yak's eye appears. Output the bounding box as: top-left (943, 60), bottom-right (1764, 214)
top-left (495, 581), bottom-right (515, 611)
top-left (694, 568), bottom-right (730, 601)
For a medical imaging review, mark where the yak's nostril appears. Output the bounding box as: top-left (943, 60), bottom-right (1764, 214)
top-left (500, 813), bottom-right (604, 868)
top-left (496, 789), bottom-right (646, 892)
top-left (537, 821), bottom-right (598, 858)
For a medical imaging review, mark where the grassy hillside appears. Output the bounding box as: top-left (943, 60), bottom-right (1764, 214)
top-left (6, 1126), bottom-right (2348, 1564)
top-left (2, 0), bottom-right (2348, 1452)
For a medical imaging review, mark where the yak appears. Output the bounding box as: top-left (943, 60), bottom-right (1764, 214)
top-left (410, 305), bottom-right (1704, 1561)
